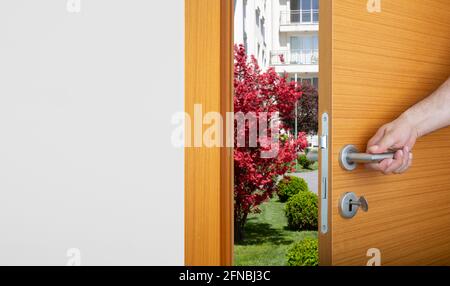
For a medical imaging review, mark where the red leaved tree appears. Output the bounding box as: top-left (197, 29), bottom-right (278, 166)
top-left (234, 44), bottom-right (307, 241)
top-left (285, 84), bottom-right (319, 135)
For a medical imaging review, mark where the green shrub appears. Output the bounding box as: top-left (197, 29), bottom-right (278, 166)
top-left (286, 238), bottom-right (318, 266)
top-left (297, 154), bottom-right (312, 170)
top-left (276, 176), bottom-right (309, 203)
top-left (285, 191), bottom-right (318, 230)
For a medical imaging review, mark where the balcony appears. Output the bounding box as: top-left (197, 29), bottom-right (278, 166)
top-left (280, 10), bottom-right (319, 32)
top-left (280, 10), bottom-right (319, 25)
top-left (270, 49), bottom-right (319, 66)
top-left (270, 49), bottom-right (318, 73)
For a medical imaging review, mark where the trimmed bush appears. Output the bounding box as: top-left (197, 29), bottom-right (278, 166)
top-left (286, 238), bottom-right (319, 266)
top-left (276, 176), bottom-right (309, 203)
top-left (297, 154), bottom-right (312, 170)
top-left (285, 191), bottom-right (318, 230)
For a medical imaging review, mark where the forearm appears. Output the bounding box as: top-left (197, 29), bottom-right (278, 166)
top-left (365, 77), bottom-right (450, 174)
top-left (401, 77), bottom-right (450, 137)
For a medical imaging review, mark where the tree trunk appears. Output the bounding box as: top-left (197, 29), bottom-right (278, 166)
top-left (234, 219), bottom-right (243, 242)
top-left (234, 212), bottom-right (247, 242)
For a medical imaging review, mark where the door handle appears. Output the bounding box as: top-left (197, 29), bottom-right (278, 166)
top-left (339, 145), bottom-right (395, 171)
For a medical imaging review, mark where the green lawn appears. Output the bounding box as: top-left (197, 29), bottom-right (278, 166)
top-left (234, 196), bottom-right (318, 266)
top-left (294, 161), bottom-right (319, 173)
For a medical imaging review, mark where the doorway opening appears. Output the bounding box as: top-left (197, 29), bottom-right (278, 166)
top-left (233, 0), bottom-right (319, 266)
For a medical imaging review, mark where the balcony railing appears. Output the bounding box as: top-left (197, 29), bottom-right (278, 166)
top-left (280, 9), bottom-right (319, 25)
top-left (270, 49), bottom-right (319, 66)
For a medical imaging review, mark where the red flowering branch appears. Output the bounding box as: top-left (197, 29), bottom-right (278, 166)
top-left (234, 44), bottom-right (307, 241)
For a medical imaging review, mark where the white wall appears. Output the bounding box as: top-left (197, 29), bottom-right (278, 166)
top-left (0, 0), bottom-right (184, 266)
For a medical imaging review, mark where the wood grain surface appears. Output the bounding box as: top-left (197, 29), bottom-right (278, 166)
top-left (185, 0), bottom-right (233, 266)
top-left (320, 0), bottom-right (450, 266)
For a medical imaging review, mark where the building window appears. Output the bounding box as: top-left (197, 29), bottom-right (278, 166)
top-left (312, 0), bottom-right (319, 22)
top-left (290, 0), bottom-right (300, 23)
top-left (270, 34), bottom-right (318, 66)
top-left (257, 43), bottom-right (260, 61)
top-left (262, 50), bottom-right (266, 66)
top-left (244, 32), bottom-right (248, 52)
top-left (289, 35), bottom-right (319, 65)
top-left (256, 9), bottom-right (260, 26)
top-left (286, 0), bottom-right (319, 25)
top-left (301, 0), bottom-right (312, 22)
top-left (260, 17), bottom-right (265, 43)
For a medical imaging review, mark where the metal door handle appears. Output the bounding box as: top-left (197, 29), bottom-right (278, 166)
top-left (339, 145), bottom-right (395, 171)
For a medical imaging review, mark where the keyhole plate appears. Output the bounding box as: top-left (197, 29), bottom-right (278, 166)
top-left (339, 192), bottom-right (359, 219)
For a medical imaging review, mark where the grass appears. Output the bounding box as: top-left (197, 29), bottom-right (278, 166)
top-left (234, 196), bottom-right (317, 266)
top-left (294, 161), bottom-right (319, 173)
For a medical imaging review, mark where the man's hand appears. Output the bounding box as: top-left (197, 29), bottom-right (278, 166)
top-left (366, 115), bottom-right (418, 175)
top-left (365, 77), bottom-right (450, 175)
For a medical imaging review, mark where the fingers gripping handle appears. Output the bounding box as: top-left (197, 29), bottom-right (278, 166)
top-left (339, 145), bottom-right (395, 171)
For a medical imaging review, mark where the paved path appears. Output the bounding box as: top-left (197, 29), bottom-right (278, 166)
top-left (288, 170), bottom-right (318, 195)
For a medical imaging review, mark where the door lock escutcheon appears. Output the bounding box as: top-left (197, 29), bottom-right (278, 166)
top-left (339, 192), bottom-right (369, 219)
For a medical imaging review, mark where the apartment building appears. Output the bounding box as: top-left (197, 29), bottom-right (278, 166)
top-left (235, 0), bottom-right (319, 146)
top-left (234, 0), bottom-right (272, 68)
top-left (271, 0), bottom-right (319, 89)
top-left (235, 0), bottom-right (319, 89)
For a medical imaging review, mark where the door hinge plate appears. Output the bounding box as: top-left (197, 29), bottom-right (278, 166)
top-left (320, 113), bottom-right (329, 234)
top-left (320, 135), bottom-right (328, 150)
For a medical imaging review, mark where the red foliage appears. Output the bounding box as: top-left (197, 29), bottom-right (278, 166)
top-left (234, 44), bottom-right (307, 240)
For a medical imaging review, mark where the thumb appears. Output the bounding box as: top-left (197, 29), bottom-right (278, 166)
top-left (368, 133), bottom-right (396, 154)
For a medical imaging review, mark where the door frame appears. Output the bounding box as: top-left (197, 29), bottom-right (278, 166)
top-left (185, 0), bottom-right (234, 266)
top-left (317, 0), bottom-right (331, 266)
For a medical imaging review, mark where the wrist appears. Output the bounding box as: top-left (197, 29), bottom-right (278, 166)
top-left (399, 109), bottom-right (422, 139)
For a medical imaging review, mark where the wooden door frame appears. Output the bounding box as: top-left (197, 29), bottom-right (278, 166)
top-left (318, 0), bottom-right (332, 266)
top-left (185, 0), bottom-right (234, 266)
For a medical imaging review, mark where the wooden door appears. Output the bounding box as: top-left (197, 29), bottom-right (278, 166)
top-left (319, 0), bottom-right (450, 265)
top-left (185, 0), bottom-right (233, 266)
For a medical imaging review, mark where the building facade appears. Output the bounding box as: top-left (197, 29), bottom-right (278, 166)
top-left (234, 0), bottom-right (272, 69)
top-left (234, 0), bottom-right (319, 89)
